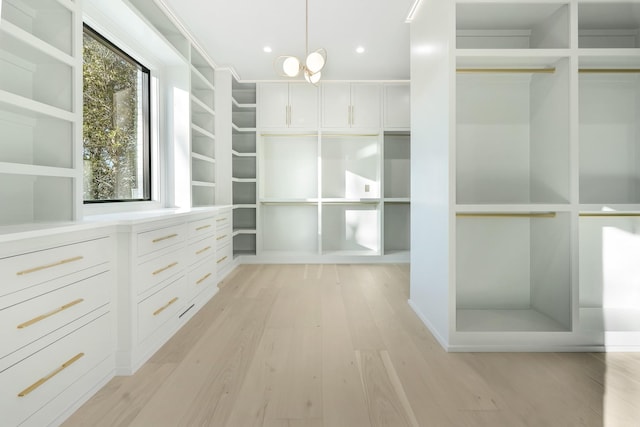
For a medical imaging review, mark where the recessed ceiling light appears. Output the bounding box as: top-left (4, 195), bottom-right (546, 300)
top-left (263, 46), bottom-right (272, 53)
top-left (356, 46), bottom-right (365, 54)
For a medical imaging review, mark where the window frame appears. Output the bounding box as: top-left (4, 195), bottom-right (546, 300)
top-left (82, 24), bottom-right (153, 204)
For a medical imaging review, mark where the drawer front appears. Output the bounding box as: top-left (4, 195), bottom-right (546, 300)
top-left (215, 228), bottom-right (231, 251)
top-left (0, 313), bottom-right (112, 427)
top-left (187, 258), bottom-right (217, 298)
top-left (216, 244), bottom-right (232, 273)
top-left (137, 223), bottom-right (186, 257)
top-left (215, 211), bottom-right (231, 231)
top-left (138, 276), bottom-right (185, 344)
top-left (1, 270), bottom-right (111, 360)
top-left (0, 237), bottom-right (111, 298)
top-left (135, 251), bottom-right (184, 296)
top-left (188, 217), bottom-right (216, 240)
top-left (186, 236), bottom-right (216, 267)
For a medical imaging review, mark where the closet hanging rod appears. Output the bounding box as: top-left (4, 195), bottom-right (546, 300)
top-left (456, 68), bottom-right (555, 74)
top-left (579, 69), bottom-right (640, 74)
top-left (456, 212), bottom-right (556, 218)
top-left (580, 212), bottom-right (640, 217)
top-left (261, 133), bottom-right (318, 137)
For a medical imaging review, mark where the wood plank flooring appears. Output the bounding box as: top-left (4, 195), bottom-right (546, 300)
top-left (63, 264), bottom-right (640, 427)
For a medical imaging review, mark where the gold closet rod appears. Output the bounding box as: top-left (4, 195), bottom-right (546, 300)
top-left (580, 212), bottom-right (640, 217)
top-left (456, 212), bottom-right (556, 218)
top-left (457, 68), bottom-right (555, 74)
top-left (579, 69), bottom-right (640, 74)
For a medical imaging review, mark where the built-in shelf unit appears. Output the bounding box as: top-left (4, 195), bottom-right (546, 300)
top-left (0, 0), bottom-right (81, 225)
top-left (231, 78), bottom-right (257, 257)
top-left (411, 0), bottom-right (640, 351)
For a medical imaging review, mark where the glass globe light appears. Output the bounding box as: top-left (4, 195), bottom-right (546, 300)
top-left (282, 56), bottom-right (301, 77)
top-left (304, 69), bottom-right (321, 84)
top-left (305, 49), bottom-right (326, 74)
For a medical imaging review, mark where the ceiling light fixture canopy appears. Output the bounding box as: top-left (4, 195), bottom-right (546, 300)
top-left (275, 0), bottom-right (326, 85)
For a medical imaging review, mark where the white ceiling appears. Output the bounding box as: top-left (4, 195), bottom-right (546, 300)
top-left (160, 0), bottom-right (413, 81)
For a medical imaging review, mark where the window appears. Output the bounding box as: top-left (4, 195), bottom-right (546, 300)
top-left (83, 25), bottom-right (151, 202)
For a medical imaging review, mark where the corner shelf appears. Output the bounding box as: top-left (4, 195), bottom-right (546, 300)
top-left (231, 79), bottom-right (257, 257)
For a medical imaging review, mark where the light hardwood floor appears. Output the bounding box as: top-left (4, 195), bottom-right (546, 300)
top-left (64, 264), bottom-right (640, 426)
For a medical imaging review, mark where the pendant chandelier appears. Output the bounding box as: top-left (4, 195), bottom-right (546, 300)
top-left (275, 0), bottom-right (327, 84)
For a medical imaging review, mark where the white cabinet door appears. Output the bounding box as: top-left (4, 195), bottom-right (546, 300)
top-left (289, 83), bottom-right (318, 128)
top-left (258, 83), bottom-right (289, 128)
top-left (321, 83), bottom-right (380, 128)
top-left (351, 83), bottom-right (381, 128)
top-left (383, 83), bottom-right (410, 129)
top-left (321, 82), bottom-right (351, 128)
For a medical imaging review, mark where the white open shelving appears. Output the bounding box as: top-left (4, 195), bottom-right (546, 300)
top-left (231, 79), bottom-right (257, 257)
top-left (0, 0), bottom-right (81, 225)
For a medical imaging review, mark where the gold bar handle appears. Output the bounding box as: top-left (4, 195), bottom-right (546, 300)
top-left (153, 297), bottom-right (178, 316)
top-left (216, 256), bottom-right (228, 264)
top-left (216, 235), bottom-right (227, 241)
top-left (18, 353), bottom-right (85, 397)
top-left (152, 233), bottom-right (178, 244)
top-left (17, 256), bottom-right (83, 276)
top-left (17, 299), bottom-right (84, 329)
top-left (196, 273), bottom-right (212, 285)
top-left (152, 262), bottom-right (178, 275)
top-left (195, 246), bottom-right (211, 255)
top-left (216, 218), bottom-right (227, 223)
top-left (196, 224), bottom-right (211, 231)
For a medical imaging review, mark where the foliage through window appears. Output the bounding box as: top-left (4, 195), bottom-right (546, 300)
top-left (83, 25), bottom-right (151, 202)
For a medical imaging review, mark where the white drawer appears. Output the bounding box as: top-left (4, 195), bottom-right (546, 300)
top-left (0, 313), bottom-right (112, 427)
top-left (215, 244), bottom-right (232, 272)
top-left (0, 237), bottom-right (111, 298)
top-left (136, 223), bottom-right (186, 257)
top-left (1, 270), bottom-right (111, 360)
top-left (138, 276), bottom-right (185, 344)
top-left (188, 217), bottom-right (216, 240)
top-left (215, 228), bottom-right (232, 250)
top-left (186, 236), bottom-right (215, 267)
top-left (215, 211), bottom-right (231, 231)
top-left (135, 250), bottom-right (184, 296)
top-left (187, 258), bottom-right (217, 298)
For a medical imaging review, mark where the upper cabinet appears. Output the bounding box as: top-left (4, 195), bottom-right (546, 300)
top-left (321, 83), bottom-right (381, 129)
top-left (383, 83), bottom-right (410, 129)
top-left (257, 83), bottom-right (318, 129)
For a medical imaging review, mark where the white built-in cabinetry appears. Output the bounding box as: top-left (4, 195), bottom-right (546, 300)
top-left (256, 81), bottom-right (410, 261)
top-left (125, 0), bottom-right (219, 209)
top-left (321, 82), bottom-right (381, 128)
top-left (411, 0), bottom-right (640, 351)
top-left (258, 82), bottom-right (318, 129)
top-left (112, 209), bottom-right (225, 374)
top-left (0, 0), bottom-right (82, 225)
top-left (231, 79), bottom-right (257, 257)
top-left (0, 226), bottom-right (115, 427)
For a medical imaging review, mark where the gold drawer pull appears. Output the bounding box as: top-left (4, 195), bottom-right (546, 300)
top-left (216, 218), bottom-right (227, 222)
top-left (196, 224), bottom-right (211, 231)
top-left (17, 256), bottom-right (83, 276)
top-left (152, 262), bottom-right (178, 276)
top-left (216, 256), bottom-right (228, 264)
top-left (18, 353), bottom-right (85, 397)
top-left (195, 246), bottom-right (211, 255)
top-left (152, 233), bottom-right (178, 243)
top-left (153, 297), bottom-right (178, 316)
top-left (196, 273), bottom-right (212, 285)
top-left (17, 299), bottom-right (84, 329)
top-left (216, 235), bottom-right (227, 241)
